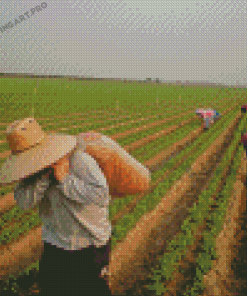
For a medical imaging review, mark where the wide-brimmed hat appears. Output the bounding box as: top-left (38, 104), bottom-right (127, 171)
top-left (0, 118), bottom-right (77, 185)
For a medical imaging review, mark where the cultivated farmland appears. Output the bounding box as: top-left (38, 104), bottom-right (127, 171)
top-left (0, 76), bottom-right (246, 296)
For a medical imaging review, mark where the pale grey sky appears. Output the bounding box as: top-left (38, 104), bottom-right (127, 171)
top-left (0, 0), bottom-right (246, 86)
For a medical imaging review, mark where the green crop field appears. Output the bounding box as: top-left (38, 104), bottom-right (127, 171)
top-left (0, 76), bottom-right (246, 296)
top-left (0, 76), bottom-right (245, 121)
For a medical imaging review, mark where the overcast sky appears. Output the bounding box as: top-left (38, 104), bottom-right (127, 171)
top-left (0, 0), bottom-right (246, 86)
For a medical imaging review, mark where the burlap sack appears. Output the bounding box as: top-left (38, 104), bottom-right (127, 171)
top-left (78, 132), bottom-right (151, 198)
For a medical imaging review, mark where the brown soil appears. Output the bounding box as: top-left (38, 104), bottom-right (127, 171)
top-left (0, 223), bottom-right (43, 282)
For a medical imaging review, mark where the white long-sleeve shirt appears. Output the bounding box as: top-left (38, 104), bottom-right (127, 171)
top-left (14, 140), bottom-right (111, 250)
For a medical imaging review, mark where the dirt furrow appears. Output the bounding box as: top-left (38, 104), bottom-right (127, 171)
top-left (144, 126), bottom-right (202, 170)
top-left (39, 115), bottom-right (133, 125)
top-left (107, 111), bottom-right (242, 295)
top-left (124, 116), bottom-right (197, 153)
top-left (109, 113), bottom-right (195, 140)
top-left (156, 145), bottom-right (242, 296)
top-left (202, 153), bottom-right (247, 296)
top-left (0, 223), bottom-right (43, 282)
top-left (88, 112), bottom-right (195, 136)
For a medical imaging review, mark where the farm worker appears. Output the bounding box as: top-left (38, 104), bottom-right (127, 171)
top-left (203, 109), bottom-right (215, 129)
top-left (195, 109), bottom-right (213, 129)
top-left (0, 118), bottom-right (151, 296)
top-left (241, 104), bottom-right (247, 113)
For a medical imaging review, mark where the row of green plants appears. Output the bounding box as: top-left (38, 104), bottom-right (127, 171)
top-left (184, 146), bottom-right (244, 296)
top-left (110, 106), bottom-right (239, 219)
top-left (1, 77), bottom-right (242, 119)
top-left (101, 112), bottom-right (193, 136)
top-left (40, 111), bottom-right (193, 137)
top-left (146, 112), bottom-right (246, 295)
top-left (39, 112), bottom-right (147, 127)
top-left (132, 121), bottom-right (200, 162)
top-left (0, 101), bottom-right (229, 132)
top-left (110, 107), bottom-right (240, 250)
top-left (0, 207), bottom-right (40, 245)
top-left (116, 114), bottom-right (196, 147)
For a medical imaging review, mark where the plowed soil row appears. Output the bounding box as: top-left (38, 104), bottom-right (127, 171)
top-left (107, 110), bottom-right (242, 295)
top-left (202, 154), bottom-right (247, 296)
top-left (155, 145), bottom-right (242, 296)
top-left (0, 222), bottom-right (43, 282)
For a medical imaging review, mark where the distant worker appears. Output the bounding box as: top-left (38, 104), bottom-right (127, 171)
top-left (241, 104), bottom-right (247, 113)
top-left (195, 108), bottom-right (220, 130)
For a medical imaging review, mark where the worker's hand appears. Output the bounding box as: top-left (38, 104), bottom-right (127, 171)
top-left (51, 153), bottom-right (70, 181)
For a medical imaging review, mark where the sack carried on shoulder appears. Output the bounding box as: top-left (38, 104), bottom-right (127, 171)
top-left (78, 132), bottom-right (151, 198)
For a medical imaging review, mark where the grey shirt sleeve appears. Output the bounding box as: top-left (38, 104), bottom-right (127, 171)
top-left (57, 149), bottom-right (110, 206)
top-left (14, 174), bottom-right (51, 210)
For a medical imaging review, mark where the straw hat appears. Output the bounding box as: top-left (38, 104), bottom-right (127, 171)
top-left (0, 118), bottom-right (77, 185)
